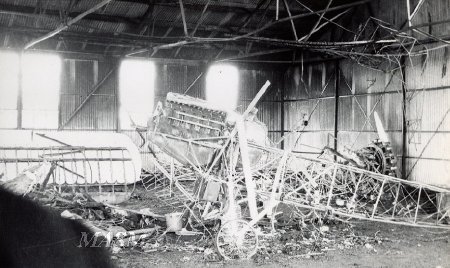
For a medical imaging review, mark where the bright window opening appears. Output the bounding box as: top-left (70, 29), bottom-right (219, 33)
top-left (206, 64), bottom-right (239, 111)
top-left (22, 53), bottom-right (62, 129)
top-left (119, 59), bottom-right (155, 129)
top-left (0, 51), bottom-right (19, 128)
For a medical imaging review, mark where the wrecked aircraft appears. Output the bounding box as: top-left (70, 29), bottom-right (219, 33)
top-left (142, 80), bottom-right (450, 259)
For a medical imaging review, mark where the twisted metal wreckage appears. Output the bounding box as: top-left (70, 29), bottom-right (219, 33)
top-left (140, 80), bottom-right (450, 259)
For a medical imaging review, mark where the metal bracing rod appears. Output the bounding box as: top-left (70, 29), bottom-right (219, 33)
top-left (406, 108), bottom-right (450, 179)
top-left (148, 156), bottom-right (195, 202)
top-left (149, 0), bottom-right (372, 52)
top-left (1, 158), bottom-right (132, 162)
top-left (191, 0), bottom-right (211, 37)
top-left (242, 0), bottom-right (270, 30)
top-left (244, 0), bottom-right (372, 39)
top-left (405, 0), bottom-right (426, 30)
top-left (216, 48), bottom-right (291, 62)
top-left (303, 0), bottom-right (333, 41)
top-left (371, 178), bottom-right (387, 218)
top-left (406, 0), bottom-right (412, 27)
top-left (178, 0), bottom-right (189, 37)
top-left (294, 0), bottom-right (354, 34)
top-left (287, 75), bottom-right (334, 148)
top-left (175, 0), bottom-right (211, 56)
top-left (183, 71), bottom-right (204, 94)
top-left (276, 0), bottom-right (279, 20)
top-left (36, 133), bottom-right (71, 146)
top-left (391, 182), bottom-right (401, 218)
top-left (436, 194), bottom-right (443, 224)
top-left (204, 81), bottom-right (271, 177)
top-left (213, 0), bottom-right (270, 60)
top-left (414, 186), bottom-right (422, 223)
top-left (340, 72), bottom-right (377, 131)
top-left (282, 0), bottom-right (298, 40)
top-left (59, 66), bottom-right (117, 130)
top-left (24, 0), bottom-right (113, 49)
top-left (56, 163), bottom-right (85, 179)
top-left (135, 0), bottom-right (156, 35)
top-left (298, 8), bottom-right (350, 42)
top-left (152, 12), bottom-right (182, 56)
top-left (326, 166), bottom-right (338, 207)
top-left (237, 117), bottom-right (259, 220)
top-left (410, 0), bottom-right (426, 21)
top-left (350, 173), bottom-right (364, 204)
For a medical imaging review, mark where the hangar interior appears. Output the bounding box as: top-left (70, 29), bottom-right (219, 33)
top-left (0, 0), bottom-right (449, 265)
top-left (0, 0), bottom-right (448, 185)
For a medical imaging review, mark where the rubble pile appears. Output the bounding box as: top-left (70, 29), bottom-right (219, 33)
top-left (18, 183), bottom-right (387, 263)
top-left (254, 221), bottom-right (386, 263)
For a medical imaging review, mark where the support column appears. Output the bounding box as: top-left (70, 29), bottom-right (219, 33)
top-left (114, 60), bottom-right (120, 132)
top-left (17, 51), bottom-right (23, 129)
top-left (280, 71), bottom-right (285, 150)
top-left (333, 61), bottom-right (340, 152)
top-left (401, 58), bottom-right (408, 180)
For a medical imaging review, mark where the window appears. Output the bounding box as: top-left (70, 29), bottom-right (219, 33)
top-left (206, 64), bottom-right (239, 111)
top-left (119, 59), bottom-right (155, 129)
top-left (22, 53), bottom-right (62, 129)
top-left (0, 52), bottom-right (19, 128)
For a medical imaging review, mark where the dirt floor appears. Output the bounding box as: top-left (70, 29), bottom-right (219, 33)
top-left (27, 183), bottom-right (448, 268)
top-left (112, 220), bottom-right (450, 268)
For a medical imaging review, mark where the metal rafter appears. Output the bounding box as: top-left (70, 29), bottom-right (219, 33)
top-left (116, 0), bottom-right (304, 13)
top-left (178, 0), bottom-right (189, 37)
top-left (24, 0), bottom-right (114, 49)
top-left (302, 0), bottom-right (333, 41)
top-left (214, 0), bottom-right (272, 60)
top-left (294, 0), bottom-right (354, 34)
top-left (0, 3), bottom-right (137, 25)
top-left (3, 26), bottom-right (223, 50)
top-left (191, 0), bottom-right (211, 37)
top-left (135, 0), bottom-right (156, 35)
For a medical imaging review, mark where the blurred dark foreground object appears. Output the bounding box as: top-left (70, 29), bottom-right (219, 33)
top-left (0, 186), bottom-right (115, 268)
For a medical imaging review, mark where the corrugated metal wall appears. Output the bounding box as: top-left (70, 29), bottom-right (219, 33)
top-left (337, 59), bottom-right (403, 162)
top-left (281, 0), bottom-right (450, 188)
top-left (283, 62), bottom-right (336, 154)
top-left (59, 60), bottom-right (283, 133)
top-left (0, 55), bottom-right (284, 172)
top-left (373, 0), bottom-right (450, 186)
top-left (60, 59), bottom-right (118, 130)
top-left (236, 69), bottom-right (284, 146)
top-left (405, 43), bottom-right (450, 187)
top-left (283, 56), bottom-right (449, 187)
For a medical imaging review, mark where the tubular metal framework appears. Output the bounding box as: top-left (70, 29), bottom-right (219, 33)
top-left (144, 82), bottom-right (450, 230)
